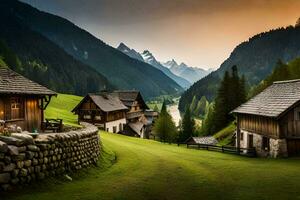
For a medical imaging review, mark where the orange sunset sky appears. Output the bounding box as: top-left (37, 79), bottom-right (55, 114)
top-left (22, 0), bottom-right (300, 69)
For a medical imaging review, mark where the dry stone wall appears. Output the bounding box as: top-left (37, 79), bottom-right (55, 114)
top-left (0, 123), bottom-right (100, 191)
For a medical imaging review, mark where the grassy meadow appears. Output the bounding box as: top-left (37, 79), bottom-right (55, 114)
top-left (4, 94), bottom-right (300, 200)
top-left (45, 94), bottom-right (83, 127)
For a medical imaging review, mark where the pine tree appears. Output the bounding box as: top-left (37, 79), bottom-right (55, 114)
top-left (189, 96), bottom-right (197, 115)
top-left (179, 107), bottom-right (195, 142)
top-left (153, 104), bottom-right (159, 112)
top-left (195, 96), bottom-right (208, 117)
top-left (153, 100), bottom-right (178, 143)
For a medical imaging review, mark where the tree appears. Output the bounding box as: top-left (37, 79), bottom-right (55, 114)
top-left (296, 17), bottom-right (300, 27)
top-left (179, 107), bottom-right (195, 142)
top-left (201, 102), bottom-right (216, 135)
top-left (153, 101), bottom-right (178, 143)
top-left (201, 65), bottom-right (247, 134)
top-left (153, 104), bottom-right (159, 113)
top-left (189, 96), bottom-right (198, 113)
top-left (195, 96), bottom-right (208, 117)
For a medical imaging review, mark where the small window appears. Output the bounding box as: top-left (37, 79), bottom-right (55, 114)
top-left (262, 137), bottom-right (270, 151)
top-left (294, 108), bottom-right (300, 121)
top-left (95, 115), bottom-right (101, 120)
top-left (240, 132), bottom-right (244, 141)
top-left (11, 98), bottom-right (21, 109)
top-left (83, 115), bottom-right (91, 120)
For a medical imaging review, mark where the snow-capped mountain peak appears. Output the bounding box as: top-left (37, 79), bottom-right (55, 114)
top-left (117, 43), bottom-right (144, 61)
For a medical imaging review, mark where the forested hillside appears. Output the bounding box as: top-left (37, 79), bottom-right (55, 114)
top-left (179, 25), bottom-right (300, 112)
top-left (0, 11), bottom-right (111, 95)
top-left (4, 0), bottom-right (183, 98)
top-left (250, 58), bottom-right (300, 97)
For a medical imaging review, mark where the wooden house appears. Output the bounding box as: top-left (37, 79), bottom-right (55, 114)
top-left (232, 79), bottom-right (300, 157)
top-left (0, 67), bottom-right (56, 132)
top-left (112, 91), bottom-right (150, 138)
top-left (72, 93), bottom-right (128, 133)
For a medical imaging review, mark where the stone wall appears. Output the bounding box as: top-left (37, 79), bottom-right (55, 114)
top-left (239, 129), bottom-right (288, 158)
top-left (0, 123), bottom-right (100, 191)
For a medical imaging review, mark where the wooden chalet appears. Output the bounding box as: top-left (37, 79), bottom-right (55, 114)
top-left (0, 67), bottom-right (56, 132)
top-left (72, 93), bottom-right (128, 133)
top-left (112, 91), bottom-right (150, 138)
top-left (232, 79), bottom-right (300, 157)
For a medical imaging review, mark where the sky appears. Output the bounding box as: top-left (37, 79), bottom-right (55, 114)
top-left (22, 0), bottom-right (300, 69)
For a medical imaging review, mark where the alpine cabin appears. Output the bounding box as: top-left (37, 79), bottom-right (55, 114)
top-left (0, 67), bottom-right (56, 132)
top-left (72, 93), bottom-right (128, 133)
top-left (113, 91), bottom-right (150, 138)
top-left (232, 79), bottom-right (300, 157)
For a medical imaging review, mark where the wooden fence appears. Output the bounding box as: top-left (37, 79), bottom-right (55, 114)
top-left (183, 143), bottom-right (256, 157)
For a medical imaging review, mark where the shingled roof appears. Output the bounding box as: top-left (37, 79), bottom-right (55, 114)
top-left (112, 90), bottom-right (149, 109)
top-left (72, 93), bottom-right (128, 113)
top-left (0, 67), bottom-right (56, 95)
top-left (232, 79), bottom-right (300, 118)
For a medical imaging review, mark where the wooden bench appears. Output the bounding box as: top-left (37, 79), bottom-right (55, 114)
top-left (42, 119), bottom-right (63, 133)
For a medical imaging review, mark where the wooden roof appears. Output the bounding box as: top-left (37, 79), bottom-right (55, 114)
top-left (112, 90), bottom-right (149, 109)
top-left (185, 136), bottom-right (218, 145)
top-left (232, 79), bottom-right (300, 118)
top-left (72, 93), bottom-right (128, 113)
top-left (0, 67), bottom-right (56, 96)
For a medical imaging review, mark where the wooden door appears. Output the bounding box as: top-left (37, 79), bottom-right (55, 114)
top-left (287, 140), bottom-right (300, 156)
top-left (248, 135), bottom-right (253, 148)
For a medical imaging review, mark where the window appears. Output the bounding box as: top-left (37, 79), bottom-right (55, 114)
top-left (262, 137), bottom-right (270, 151)
top-left (240, 132), bottom-right (244, 141)
top-left (83, 115), bottom-right (91, 120)
top-left (95, 115), bottom-right (101, 120)
top-left (10, 97), bottom-right (24, 120)
top-left (294, 108), bottom-right (300, 120)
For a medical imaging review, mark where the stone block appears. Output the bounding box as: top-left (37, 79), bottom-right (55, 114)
top-left (3, 163), bottom-right (16, 172)
top-left (11, 133), bottom-right (34, 145)
top-left (8, 145), bottom-right (19, 156)
top-left (0, 173), bottom-right (11, 184)
top-left (27, 145), bottom-right (39, 152)
top-left (0, 136), bottom-right (24, 146)
top-left (0, 141), bottom-right (8, 153)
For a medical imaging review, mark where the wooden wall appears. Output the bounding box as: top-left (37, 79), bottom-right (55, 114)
top-left (0, 95), bottom-right (42, 132)
top-left (238, 114), bottom-right (280, 138)
top-left (279, 105), bottom-right (300, 138)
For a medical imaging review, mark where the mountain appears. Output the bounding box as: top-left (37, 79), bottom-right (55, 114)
top-left (179, 24), bottom-right (300, 112)
top-left (0, 7), bottom-right (111, 96)
top-left (163, 60), bottom-right (212, 83)
top-left (117, 43), bottom-right (144, 61)
top-left (117, 43), bottom-right (191, 88)
top-left (5, 0), bottom-right (183, 99)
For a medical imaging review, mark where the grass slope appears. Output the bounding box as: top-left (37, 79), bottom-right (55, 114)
top-left (5, 93), bottom-right (300, 200)
top-left (5, 132), bottom-right (300, 200)
top-left (45, 94), bottom-right (83, 127)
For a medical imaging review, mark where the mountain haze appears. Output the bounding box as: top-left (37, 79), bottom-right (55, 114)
top-left (163, 60), bottom-right (212, 83)
top-left (117, 43), bottom-right (191, 88)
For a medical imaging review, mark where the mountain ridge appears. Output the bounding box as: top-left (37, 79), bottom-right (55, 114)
top-left (179, 24), bottom-right (300, 112)
top-left (7, 0), bottom-right (183, 99)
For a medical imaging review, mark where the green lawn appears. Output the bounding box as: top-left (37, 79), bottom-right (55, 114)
top-left (5, 94), bottom-right (300, 200)
top-left (5, 132), bottom-right (300, 200)
top-left (45, 93), bottom-right (83, 127)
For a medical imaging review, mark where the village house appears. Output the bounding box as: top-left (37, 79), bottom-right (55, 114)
top-left (0, 67), bottom-right (56, 132)
top-left (232, 79), bottom-right (300, 157)
top-left (112, 91), bottom-right (150, 138)
top-left (72, 93), bottom-right (128, 133)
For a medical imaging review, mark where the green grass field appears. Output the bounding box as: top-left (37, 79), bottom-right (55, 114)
top-left (45, 93), bottom-right (83, 127)
top-left (5, 94), bottom-right (300, 200)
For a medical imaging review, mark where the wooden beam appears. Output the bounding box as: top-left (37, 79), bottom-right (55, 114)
top-left (236, 114), bottom-right (241, 154)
